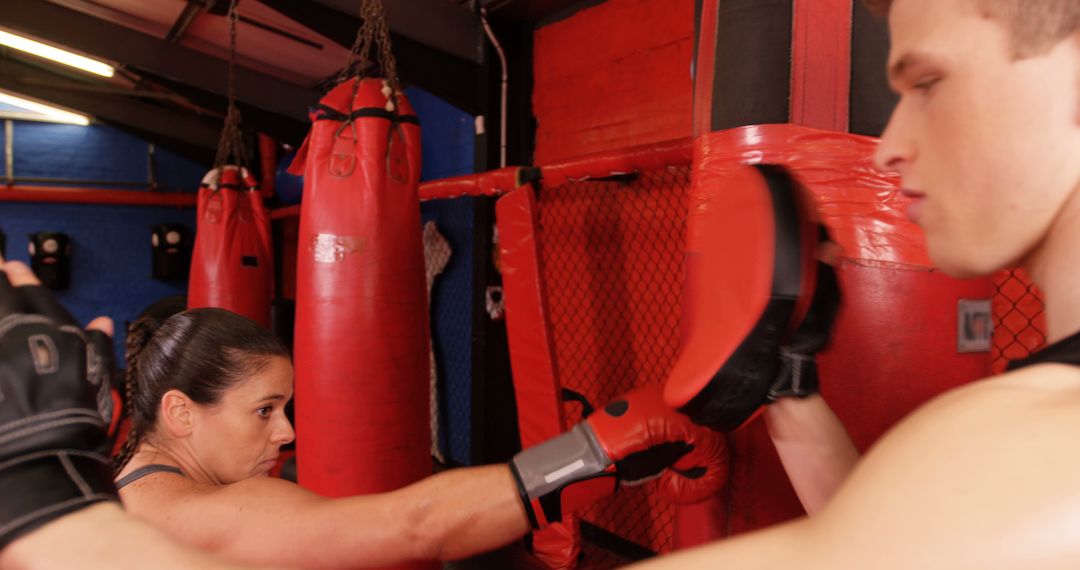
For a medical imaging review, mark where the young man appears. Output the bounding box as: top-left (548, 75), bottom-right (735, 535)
top-left (635, 0), bottom-right (1080, 567)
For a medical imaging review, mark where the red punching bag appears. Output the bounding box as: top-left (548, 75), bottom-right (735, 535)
top-left (290, 78), bottom-right (430, 509)
top-left (188, 165), bottom-right (273, 328)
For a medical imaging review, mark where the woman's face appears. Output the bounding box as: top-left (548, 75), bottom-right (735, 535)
top-left (189, 356), bottom-right (295, 484)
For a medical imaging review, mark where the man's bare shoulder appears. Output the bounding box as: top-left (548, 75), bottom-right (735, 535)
top-left (899, 363), bottom-right (1080, 435)
top-left (812, 363), bottom-right (1080, 569)
top-left (957, 362), bottom-right (1080, 392)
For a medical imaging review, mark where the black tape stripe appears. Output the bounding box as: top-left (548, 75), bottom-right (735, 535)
top-left (313, 104), bottom-right (420, 125)
top-left (508, 462), bottom-right (540, 529)
top-left (581, 520), bottom-right (657, 561)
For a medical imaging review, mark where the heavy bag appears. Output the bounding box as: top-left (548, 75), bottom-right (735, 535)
top-left (290, 78), bottom-right (428, 500)
top-left (188, 166), bottom-right (273, 328)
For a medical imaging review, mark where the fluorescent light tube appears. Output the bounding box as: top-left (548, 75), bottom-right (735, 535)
top-left (0, 30), bottom-right (114, 78)
top-left (0, 90), bottom-right (91, 126)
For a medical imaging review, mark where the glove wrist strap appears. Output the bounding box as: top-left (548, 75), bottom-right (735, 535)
top-left (510, 424), bottom-right (616, 529)
top-left (768, 349), bottom-right (820, 400)
top-left (0, 450), bottom-right (118, 549)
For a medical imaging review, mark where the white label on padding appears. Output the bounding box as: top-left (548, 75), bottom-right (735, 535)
top-left (545, 459), bottom-right (585, 483)
top-left (311, 234), bottom-right (364, 264)
top-left (958, 298), bottom-right (993, 353)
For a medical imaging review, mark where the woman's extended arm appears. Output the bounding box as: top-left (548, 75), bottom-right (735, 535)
top-left (124, 464), bottom-right (530, 568)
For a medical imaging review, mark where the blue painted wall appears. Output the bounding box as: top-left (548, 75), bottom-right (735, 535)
top-left (407, 87), bottom-right (475, 182)
top-left (9, 121), bottom-right (204, 191)
top-left (0, 87), bottom-right (480, 464)
top-left (410, 86), bottom-right (479, 465)
top-left (0, 120), bottom-right (204, 361)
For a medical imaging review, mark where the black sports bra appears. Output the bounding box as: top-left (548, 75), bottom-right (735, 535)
top-left (115, 464), bottom-right (185, 490)
top-left (1007, 328), bottom-right (1080, 371)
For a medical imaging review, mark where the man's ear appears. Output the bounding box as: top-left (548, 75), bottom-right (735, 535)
top-left (159, 389), bottom-right (196, 438)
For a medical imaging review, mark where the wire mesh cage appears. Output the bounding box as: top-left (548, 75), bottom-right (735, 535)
top-left (991, 268), bottom-right (1046, 373)
top-left (534, 165), bottom-right (692, 563)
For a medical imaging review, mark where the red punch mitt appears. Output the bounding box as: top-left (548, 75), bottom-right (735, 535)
top-left (664, 164), bottom-right (840, 431)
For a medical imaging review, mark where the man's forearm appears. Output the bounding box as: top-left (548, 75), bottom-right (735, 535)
top-left (765, 395), bottom-right (860, 514)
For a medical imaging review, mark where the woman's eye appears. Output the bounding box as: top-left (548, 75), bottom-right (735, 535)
top-left (913, 76), bottom-right (941, 93)
top-left (257, 406), bottom-right (272, 418)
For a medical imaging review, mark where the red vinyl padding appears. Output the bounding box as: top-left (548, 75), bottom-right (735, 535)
top-left (290, 79), bottom-right (433, 570)
top-left (497, 186), bottom-right (580, 569)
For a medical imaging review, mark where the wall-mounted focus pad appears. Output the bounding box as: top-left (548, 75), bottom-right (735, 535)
top-left (151, 224), bottom-right (191, 280)
top-left (28, 232), bottom-right (72, 290)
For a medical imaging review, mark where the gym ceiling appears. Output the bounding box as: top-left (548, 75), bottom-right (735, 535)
top-left (0, 0), bottom-right (575, 165)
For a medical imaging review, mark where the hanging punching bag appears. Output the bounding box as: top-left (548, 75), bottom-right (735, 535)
top-left (188, 165), bottom-right (274, 328)
top-left (290, 77), bottom-right (429, 510)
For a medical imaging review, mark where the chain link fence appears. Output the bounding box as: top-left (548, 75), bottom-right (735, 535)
top-left (534, 166), bottom-right (692, 565)
top-left (991, 268), bottom-right (1046, 374)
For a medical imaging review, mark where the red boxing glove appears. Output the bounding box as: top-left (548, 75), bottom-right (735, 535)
top-left (510, 385), bottom-right (728, 529)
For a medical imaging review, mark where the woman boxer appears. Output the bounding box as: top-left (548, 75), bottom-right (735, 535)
top-left (0, 258), bottom-right (268, 570)
top-left (113, 308), bottom-right (728, 568)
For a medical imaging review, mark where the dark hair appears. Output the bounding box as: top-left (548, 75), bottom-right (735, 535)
top-left (113, 308), bottom-right (289, 473)
top-left (863, 0), bottom-right (1080, 57)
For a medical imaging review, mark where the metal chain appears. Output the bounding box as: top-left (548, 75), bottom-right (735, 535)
top-left (335, 0), bottom-right (375, 86)
top-left (370, 0), bottom-right (400, 96)
top-left (337, 0), bottom-right (401, 108)
top-left (214, 0), bottom-right (247, 169)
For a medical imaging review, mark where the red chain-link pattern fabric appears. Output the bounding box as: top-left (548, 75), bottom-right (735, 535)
top-left (534, 166), bottom-right (691, 564)
top-left (992, 268), bottom-right (1046, 373)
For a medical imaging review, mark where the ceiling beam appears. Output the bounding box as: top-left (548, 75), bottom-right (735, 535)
top-left (0, 55), bottom-right (220, 164)
top-left (1, 0), bottom-right (319, 121)
top-left (480, 0), bottom-right (601, 22)
top-left (310, 0), bottom-right (483, 64)
top-left (132, 68), bottom-right (310, 146)
top-left (257, 0), bottom-right (483, 115)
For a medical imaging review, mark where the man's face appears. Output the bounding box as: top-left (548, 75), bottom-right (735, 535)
top-left (874, 0), bottom-right (1080, 277)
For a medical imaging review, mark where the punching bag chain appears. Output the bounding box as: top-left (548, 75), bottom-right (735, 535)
top-left (213, 0), bottom-right (248, 169)
top-left (337, 0), bottom-right (401, 112)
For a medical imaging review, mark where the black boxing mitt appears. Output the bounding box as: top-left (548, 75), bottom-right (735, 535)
top-left (0, 270), bottom-right (118, 549)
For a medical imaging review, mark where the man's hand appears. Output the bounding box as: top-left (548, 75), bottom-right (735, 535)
top-left (0, 256), bottom-right (119, 549)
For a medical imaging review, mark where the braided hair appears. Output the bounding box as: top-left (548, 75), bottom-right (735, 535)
top-left (113, 308), bottom-right (289, 474)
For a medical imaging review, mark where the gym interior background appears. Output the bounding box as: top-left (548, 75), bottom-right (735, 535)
top-left (0, 0), bottom-right (1048, 568)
